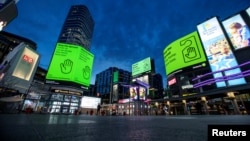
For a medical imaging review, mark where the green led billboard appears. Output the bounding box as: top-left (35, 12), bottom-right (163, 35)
top-left (132, 57), bottom-right (151, 76)
top-left (46, 43), bottom-right (94, 87)
top-left (163, 31), bottom-right (207, 75)
top-left (113, 71), bottom-right (119, 83)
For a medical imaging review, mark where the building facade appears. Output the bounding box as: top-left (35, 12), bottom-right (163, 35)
top-left (0, 31), bottom-right (37, 63)
top-left (95, 67), bottom-right (131, 104)
top-left (44, 5), bottom-right (95, 114)
top-left (57, 5), bottom-right (95, 51)
top-left (163, 7), bottom-right (250, 115)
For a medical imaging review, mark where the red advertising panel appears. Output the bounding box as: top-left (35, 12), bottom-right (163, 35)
top-left (12, 47), bottom-right (39, 81)
top-left (168, 77), bottom-right (176, 86)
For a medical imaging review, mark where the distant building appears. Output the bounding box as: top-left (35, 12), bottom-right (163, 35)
top-left (131, 58), bottom-right (164, 99)
top-left (57, 5), bottom-right (95, 51)
top-left (95, 67), bottom-right (131, 104)
top-left (83, 84), bottom-right (95, 96)
top-left (150, 73), bottom-right (164, 99)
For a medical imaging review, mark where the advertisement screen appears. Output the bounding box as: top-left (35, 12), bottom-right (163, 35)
top-left (113, 71), bottom-right (118, 83)
top-left (80, 96), bottom-right (101, 109)
top-left (132, 57), bottom-right (151, 76)
top-left (112, 84), bottom-right (118, 102)
top-left (222, 14), bottom-right (250, 50)
top-left (12, 47), bottom-right (39, 81)
top-left (139, 86), bottom-right (146, 100)
top-left (46, 43), bottom-right (94, 87)
top-left (197, 17), bottom-right (246, 87)
top-left (168, 77), bottom-right (176, 86)
top-left (129, 87), bottom-right (138, 100)
top-left (163, 31), bottom-right (207, 75)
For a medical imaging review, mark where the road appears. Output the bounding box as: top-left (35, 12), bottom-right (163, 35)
top-left (0, 114), bottom-right (249, 141)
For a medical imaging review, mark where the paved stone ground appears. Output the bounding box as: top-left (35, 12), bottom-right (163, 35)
top-left (0, 114), bottom-right (249, 141)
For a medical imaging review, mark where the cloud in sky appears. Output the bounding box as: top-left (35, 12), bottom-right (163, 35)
top-left (4, 0), bottom-right (250, 87)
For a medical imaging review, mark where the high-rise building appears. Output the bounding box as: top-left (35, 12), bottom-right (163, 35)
top-left (46, 4), bottom-right (95, 88)
top-left (44, 5), bottom-right (95, 114)
top-left (57, 5), bottom-right (95, 51)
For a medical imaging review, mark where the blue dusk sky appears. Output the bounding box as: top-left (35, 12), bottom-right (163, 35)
top-left (4, 0), bottom-right (250, 87)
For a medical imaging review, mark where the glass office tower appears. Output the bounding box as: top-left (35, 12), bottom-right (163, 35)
top-left (57, 5), bottom-right (95, 51)
top-left (46, 5), bottom-right (95, 114)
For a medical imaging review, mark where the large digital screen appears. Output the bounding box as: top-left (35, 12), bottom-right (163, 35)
top-left (132, 57), bottom-right (151, 76)
top-left (168, 77), bottom-right (176, 86)
top-left (113, 71), bottom-right (118, 83)
top-left (112, 84), bottom-right (118, 102)
top-left (139, 86), bottom-right (146, 100)
top-left (163, 31), bottom-right (207, 75)
top-left (80, 96), bottom-right (101, 109)
top-left (46, 43), bottom-right (94, 87)
top-left (197, 17), bottom-right (246, 87)
top-left (129, 87), bottom-right (138, 100)
top-left (222, 14), bottom-right (250, 50)
top-left (12, 47), bottom-right (39, 81)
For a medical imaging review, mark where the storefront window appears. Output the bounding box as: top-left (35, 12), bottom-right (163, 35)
top-left (71, 96), bottom-right (79, 103)
top-left (64, 95), bottom-right (71, 102)
top-left (62, 102), bottom-right (70, 105)
top-left (51, 94), bottom-right (63, 101)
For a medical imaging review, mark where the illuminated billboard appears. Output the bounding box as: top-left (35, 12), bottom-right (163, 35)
top-left (80, 96), bottom-right (101, 109)
top-left (168, 77), bottom-right (176, 86)
top-left (197, 17), bottom-right (246, 87)
top-left (113, 71), bottom-right (118, 83)
top-left (12, 47), bottom-right (39, 81)
top-left (132, 57), bottom-right (151, 76)
top-left (46, 43), bottom-right (94, 87)
top-left (113, 84), bottom-right (118, 102)
top-left (139, 86), bottom-right (146, 100)
top-left (222, 14), bottom-right (250, 50)
top-left (129, 87), bottom-right (138, 100)
top-left (163, 31), bottom-right (207, 76)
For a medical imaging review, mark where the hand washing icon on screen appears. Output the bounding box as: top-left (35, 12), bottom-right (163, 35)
top-left (60, 59), bottom-right (73, 74)
top-left (184, 47), bottom-right (197, 59)
top-left (181, 36), bottom-right (201, 63)
top-left (83, 66), bottom-right (91, 79)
